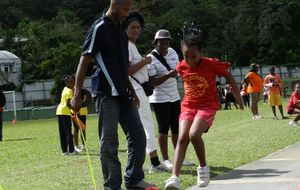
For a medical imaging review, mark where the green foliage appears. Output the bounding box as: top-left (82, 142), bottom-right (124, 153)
top-left (1, 0), bottom-right (300, 99)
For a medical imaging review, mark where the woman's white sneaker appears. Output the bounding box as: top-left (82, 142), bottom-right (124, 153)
top-left (197, 165), bottom-right (210, 187)
top-left (162, 160), bottom-right (173, 172)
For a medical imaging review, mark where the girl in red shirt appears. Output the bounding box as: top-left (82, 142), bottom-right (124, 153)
top-left (287, 83), bottom-right (300, 126)
top-left (165, 28), bottom-right (244, 189)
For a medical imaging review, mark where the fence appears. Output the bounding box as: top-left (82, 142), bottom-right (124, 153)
top-left (2, 65), bottom-right (300, 120)
top-left (4, 78), bottom-right (92, 110)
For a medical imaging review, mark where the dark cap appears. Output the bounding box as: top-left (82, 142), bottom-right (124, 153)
top-left (250, 63), bottom-right (259, 71)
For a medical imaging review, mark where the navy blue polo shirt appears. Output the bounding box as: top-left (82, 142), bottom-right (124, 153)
top-left (82, 16), bottom-right (129, 96)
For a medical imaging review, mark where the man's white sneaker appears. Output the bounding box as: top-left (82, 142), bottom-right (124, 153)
top-left (162, 160), bottom-right (173, 172)
top-left (182, 160), bottom-right (195, 166)
top-left (197, 165), bottom-right (210, 187)
top-left (149, 163), bottom-right (169, 173)
top-left (165, 175), bottom-right (180, 190)
top-left (289, 120), bottom-right (300, 126)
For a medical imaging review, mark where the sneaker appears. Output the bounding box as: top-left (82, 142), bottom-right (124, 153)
top-left (149, 163), bottom-right (169, 173)
top-left (161, 160), bottom-right (173, 172)
top-left (125, 180), bottom-right (156, 189)
top-left (75, 146), bottom-right (82, 153)
top-left (62, 152), bottom-right (68, 156)
top-left (165, 175), bottom-right (180, 190)
top-left (182, 160), bottom-right (195, 166)
top-left (257, 115), bottom-right (263, 119)
top-left (81, 145), bottom-right (86, 151)
top-left (252, 115), bottom-right (262, 120)
top-left (197, 165), bottom-right (210, 187)
top-left (289, 120), bottom-right (299, 127)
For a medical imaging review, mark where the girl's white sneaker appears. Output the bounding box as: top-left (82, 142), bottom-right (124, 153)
top-left (165, 175), bottom-right (180, 190)
top-left (197, 165), bottom-right (210, 187)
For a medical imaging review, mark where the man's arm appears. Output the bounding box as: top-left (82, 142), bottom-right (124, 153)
top-left (72, 55), bottom-right (93, 112)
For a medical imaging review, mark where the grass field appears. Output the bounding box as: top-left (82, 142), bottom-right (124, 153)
top-left (1, 101), bottom-right (300, 190)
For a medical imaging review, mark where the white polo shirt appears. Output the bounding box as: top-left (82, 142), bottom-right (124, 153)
top-left (128, 41), bottom-right (149, 90)
top-left (147, 47), bottom-right (180, 103)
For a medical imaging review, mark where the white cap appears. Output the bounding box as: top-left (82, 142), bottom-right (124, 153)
top-left (154, 29), bottom-right (172, 40)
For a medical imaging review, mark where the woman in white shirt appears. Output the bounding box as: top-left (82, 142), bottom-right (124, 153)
top-left (122, 11), bottom-right (170, 173)
top-left (147, 29), bottom-right (181, 169)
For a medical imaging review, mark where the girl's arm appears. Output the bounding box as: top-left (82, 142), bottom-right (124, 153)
top-left (225, 72), bottom-right (244, 110)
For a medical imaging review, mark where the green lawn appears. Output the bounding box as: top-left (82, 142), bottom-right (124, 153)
top-left (1, 101), bottom-right (300, 190)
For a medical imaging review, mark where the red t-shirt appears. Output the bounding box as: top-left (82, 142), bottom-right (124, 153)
top-left (176, 57), bottom-right (230, 111)
top-left (286, 92), bottom-right (300, 111)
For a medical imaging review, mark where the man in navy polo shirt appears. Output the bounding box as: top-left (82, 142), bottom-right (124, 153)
top-left (72, 0), bottom-right (154, 189)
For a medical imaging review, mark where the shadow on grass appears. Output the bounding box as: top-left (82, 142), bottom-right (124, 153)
top-left (215, 168), bottom-right (290, 180)
top-left (4, 137), bottom-right (37, 142)
top-left (180, 166), bottom-right (233, 177)
top-left (118, 149), bottom-right (127, 153)
top-left (77, 153), bottom-right (100, 156)
top-left (77, 149), bottom-right (100, 156)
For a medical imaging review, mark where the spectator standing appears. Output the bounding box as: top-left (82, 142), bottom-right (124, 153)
top-left (122, 11), bottom-right (169, 173)
top-left (263, 66), bottom-right (287, 120)
top-left (0, 90), bottom-right (6, 141)
top-left (147, 29), bottom-right (181, 170)
top-left (244, 63), bottom-right (263, 120)
top-left (240, 80), bottom-right (250, 107)
top-left (71, 0), bottom-right (155, 189)
top-left (56, 75), bottom-right (76, 155)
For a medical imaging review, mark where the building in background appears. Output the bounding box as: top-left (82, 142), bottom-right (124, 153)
top-left (0, 50), bottom-right (22, 86)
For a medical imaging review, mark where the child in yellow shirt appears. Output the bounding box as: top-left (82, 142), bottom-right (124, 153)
top-left (56, 75), bottom-right (76, 155)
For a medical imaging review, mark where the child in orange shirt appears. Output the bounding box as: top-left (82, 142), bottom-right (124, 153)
top-left (263, 66), bottom-right (287, 119)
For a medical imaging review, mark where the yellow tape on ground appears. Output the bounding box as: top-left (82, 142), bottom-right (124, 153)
top-left (76, 114), bottom-right (97, 190)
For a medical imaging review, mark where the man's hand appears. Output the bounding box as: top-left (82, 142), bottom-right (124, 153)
top-left (133, 94), bottom-right (140, 109)
top-left (71, 95), bottom-right (82, 112)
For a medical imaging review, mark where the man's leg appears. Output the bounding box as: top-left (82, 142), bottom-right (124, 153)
top-left (99, 96), bottom-right (122, 190)
top-left (119, 100), bottom-right (146, 186)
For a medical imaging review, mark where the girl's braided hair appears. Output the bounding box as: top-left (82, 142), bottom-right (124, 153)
top-left (179, 22), bottom-right (205, 51)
